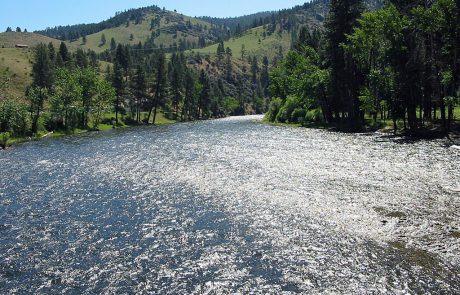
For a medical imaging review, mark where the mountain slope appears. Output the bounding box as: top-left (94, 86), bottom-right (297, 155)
top-left (0, 32), bottom-right (73, 49)
top-left (75, 10), bottom-right (217, 53)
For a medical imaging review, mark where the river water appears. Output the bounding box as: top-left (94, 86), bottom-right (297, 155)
top-left (0, 115), bottom-right (459, 294)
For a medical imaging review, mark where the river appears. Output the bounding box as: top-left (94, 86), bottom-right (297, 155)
top-left (0, 115), bottom-right (459, 294)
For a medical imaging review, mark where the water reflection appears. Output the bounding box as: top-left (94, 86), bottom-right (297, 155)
top-left (0, 116), bottom-right (459, 293)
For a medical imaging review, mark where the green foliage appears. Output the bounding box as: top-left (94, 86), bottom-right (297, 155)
top-left (358, 87), bottom-right (376, 114)
top-left (266, 97), bottom-right (283, 122)
top-left (223, 97), bottom-right (240, 115)
top-left (276, 95), bottom-right (305, 123)
top-left (0, 132), bottom-right (10, 148)
top-left (0, 98), bottom-right (29, 136)
top-left (91, 79), bottom-right (115, 129)
top-left (305, 108), bottom-right (324, 124)
top-left (49, 68), bottom-right (83, 129)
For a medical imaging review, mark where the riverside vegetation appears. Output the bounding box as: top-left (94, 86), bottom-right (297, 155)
top-left (1, 0), bottom-right (460, 149)
top-left (266, 0), bottom-right (460, 136)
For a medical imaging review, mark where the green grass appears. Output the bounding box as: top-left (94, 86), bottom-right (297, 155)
top-left (73, 11), bottom-right (213, 53)
top-left (0, 32), bottom-right (80, 99)
top-left (0, 47), bottom-right (33, 98)
top-left (192, 26), bottom-right (291, 60)
top-left (1, 109), bottom-right (177, 149)
top-left (0, 32), bottom-right (73, 49)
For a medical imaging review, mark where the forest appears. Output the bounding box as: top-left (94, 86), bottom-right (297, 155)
top-left (1, 0), bottom-right (459, 148)
top-left (267, 0), bottom-right (460, 134)
top-left (0, 37), bottom-right (268, 147)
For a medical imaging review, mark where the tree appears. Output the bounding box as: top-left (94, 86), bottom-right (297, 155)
top-left (182, 69), bottom-right (196, 121)
top-left (169, 52), bottom-right (185, 117)
top-left (79, 68), bottom-right (98, 127)
top-left (131, 65), bottom-right (147, 123)
top-left (16, 27), bottom-right (21, 33)
top-left (5, 27), bottom-right (12, 32)
top-left (198, 70), bottom-right (211, 118)
top-left (112, 62), bottom-right (124, 125)
top-left (147, 50), bottom-right (168, 124)
top-left (50, 68), bottom-right (83, 129)
top-left (325, 0), bottom-right (365, 125)
top-left (217, 41), bottom-right (225, 59)
top-left (58, 42), bottom-right (70, 66)
top-left (100, 33), bottom-right (106, 47)
top-left (260, 56), bottom-right (270, 97)
top-left (75, 49), bottom-right (88, 69)
top-left (110, 37), bottom-right (117, 51)
top-left (92, 79), bottom-right (115, 129)
top-left (30, 43), bottom-right (54, 134)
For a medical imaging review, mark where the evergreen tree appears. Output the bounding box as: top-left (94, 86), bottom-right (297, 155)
top-left (325, 0), bottom-right (365, 125)
top-left (100, 33), bottom-right (106, 47)
top-left (131, 65), bottom-right (147, 123)
top-left (260, 56), bottom-right (270, 97)
top-left (30, 44), bottom-right (54, 134)
top-left (110, 37), bottom-right (117, 51)
top-left (199, 70), bottom-right (211, 118)
top-left (169, 52), bottom-right (185, 117)
top-left (75, 49), bottom-right (88, 69)
top-left (58, 42), bottom-right (70, 66)
top-left (147, 50), bottom-right (167, 124)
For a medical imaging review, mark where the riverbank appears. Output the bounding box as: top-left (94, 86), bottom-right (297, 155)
top-left (261, 116), bottom-right (460, 142)
top-left (0, 111), bottom-right (177, 150)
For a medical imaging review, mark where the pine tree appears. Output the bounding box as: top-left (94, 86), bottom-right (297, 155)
top-left (147, 50), bottom-right (167, 124)
top-left (131, 65), bottom-right (147, 123)
top-left (110, 38), bottom-right (117, 51)
top-left (100, 33), bottom-right (106, 47)
top-left (30, 44), bottom-right (54, 134)
top-left (325, 0), bottom-right (364, 124)
top-left (199, 70), bottom-right (211, 118)
top-left (59, 42), bottom-right (70, 66)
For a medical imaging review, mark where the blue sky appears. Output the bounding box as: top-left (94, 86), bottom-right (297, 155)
top-left (0, 0), bottom-right (308, 32)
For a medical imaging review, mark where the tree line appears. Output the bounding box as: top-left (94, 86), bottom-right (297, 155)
top-left (267, 0), bottom-right (459, 134)
top-left (1, 38), bottom-right (267, 145)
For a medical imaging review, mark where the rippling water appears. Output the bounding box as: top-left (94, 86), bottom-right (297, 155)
top-left (1, 115), bottom-right (459, 294)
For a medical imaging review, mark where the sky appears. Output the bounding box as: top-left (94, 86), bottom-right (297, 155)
top-left (0, 0), bottom-right (308, 32)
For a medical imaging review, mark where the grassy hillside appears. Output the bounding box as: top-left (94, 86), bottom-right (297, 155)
top-left (193, 26), bottom-right (291, 61)
top-left (0, 48), bottom-right (33, 98)
top-left (71, 11), bottom-right (215, 53)
top-left (0, 32), bottom-right (71, 49)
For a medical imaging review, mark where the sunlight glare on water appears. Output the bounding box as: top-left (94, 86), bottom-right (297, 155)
top-left (0, 115), bottom-right (459, 293)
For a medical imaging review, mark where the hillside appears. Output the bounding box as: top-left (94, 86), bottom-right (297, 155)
top-left (0, 32), bottom-right (80, 98)
top-left (193, 26), bottom-right (290, 61)
top-left (0, 32), bottom-right (73, 49)
top-left (74, 10), bottom-right (216, 53)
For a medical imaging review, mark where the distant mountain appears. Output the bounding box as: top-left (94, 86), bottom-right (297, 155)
top-left (32, 0), bottom-right (383, 54)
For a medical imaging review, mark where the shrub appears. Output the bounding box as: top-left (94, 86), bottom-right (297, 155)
top-left (265, 97), bottom-right (282, 122)
top-left (291, 108), bottom-right (306, 124)
top-left (276, 95), bottom-right (304, 123)
top-left (0, 99), bottom-right (29, 136)
top-left (0, 132), bottom-right (10, 148)
top-left (305, 108), bottom-right (324, 123)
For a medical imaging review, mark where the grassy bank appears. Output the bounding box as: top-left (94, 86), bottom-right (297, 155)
top-left (1, 110), bottom-right (177, 149)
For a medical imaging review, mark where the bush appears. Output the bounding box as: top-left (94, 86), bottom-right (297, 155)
top-left (265, 97), bottom-right (282, 122)
top-left (291, 108), bottom-right (306, 124)
top-left (305, 108), bottom-right (324, 124)
top-left (275, 95), bottom-right (304, 123)
top-left (0, 99), bottom-right (29, 136)
top-left (223, 96), bottom-right (240, 116)
top-left (0, 132), bottom-right (10, 148)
